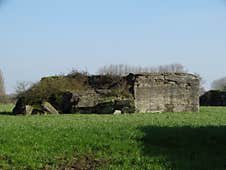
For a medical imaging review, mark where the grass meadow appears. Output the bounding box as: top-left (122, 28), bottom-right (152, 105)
top-left (0, 105), bottom-right (226, 169)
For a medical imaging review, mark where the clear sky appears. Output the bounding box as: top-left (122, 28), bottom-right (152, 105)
top-left (0, 0), bottom-right (226, 93)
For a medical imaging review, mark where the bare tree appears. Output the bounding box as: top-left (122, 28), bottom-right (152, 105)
top-left (211, 77), bottom-right (226, 91)
top-left (14, 81), bottom-right (32, 98)
top-left (194, 73), bottom-right (206, 96)
top-left (0, 69), bottom-right (5, 96)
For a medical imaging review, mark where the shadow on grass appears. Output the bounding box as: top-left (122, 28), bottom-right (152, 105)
top-left (0, 112), bottom-right (14, 115)
top-left (139, 126), bottom-right (226, 170)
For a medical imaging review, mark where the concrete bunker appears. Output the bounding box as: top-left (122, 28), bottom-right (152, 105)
top-left (13, 72), bottom-right (200, 115)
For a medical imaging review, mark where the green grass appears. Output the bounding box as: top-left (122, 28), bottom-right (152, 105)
top-left (0, 106), bottom-right (226, 169)
top-left (0, 104), bottom-right (14, 113)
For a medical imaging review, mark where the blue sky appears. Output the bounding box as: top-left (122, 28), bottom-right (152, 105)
top-left (0, 0), bottom-right (226, 93)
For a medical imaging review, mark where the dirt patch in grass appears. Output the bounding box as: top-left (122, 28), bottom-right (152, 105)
top-left (0, 156), bottom-right (7, 162)
top-left (0, 156), bottom-right (14, 169)
top-left (44, 154), bottom-right (109, 170)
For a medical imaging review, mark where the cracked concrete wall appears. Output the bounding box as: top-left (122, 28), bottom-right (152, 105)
top-left (134, 73), bottom-right (200, 113)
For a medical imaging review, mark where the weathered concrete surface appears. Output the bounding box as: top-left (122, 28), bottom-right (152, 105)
top-left (25, 105), bottom-right (34, 115)
top-left (133, 73), bottom-right (200, 113)
top-left (59, 90), bottom-right (98, 113)
top-left (42, 102), bottom-right (59, 114)
top-left (200, 90), bottom-right (226, 106)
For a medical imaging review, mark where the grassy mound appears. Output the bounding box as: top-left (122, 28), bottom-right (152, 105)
top-left (20, 74), bottom-right (89, 105)
top-left (15, 73), bottom-right (135, 114)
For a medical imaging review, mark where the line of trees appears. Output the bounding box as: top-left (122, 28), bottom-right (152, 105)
top-left (98, 63), bottom-right (187, 76)
top-left (98, 64), bottom-right (209, 96)
top-left (4, 64), bottom-right (226, 100)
